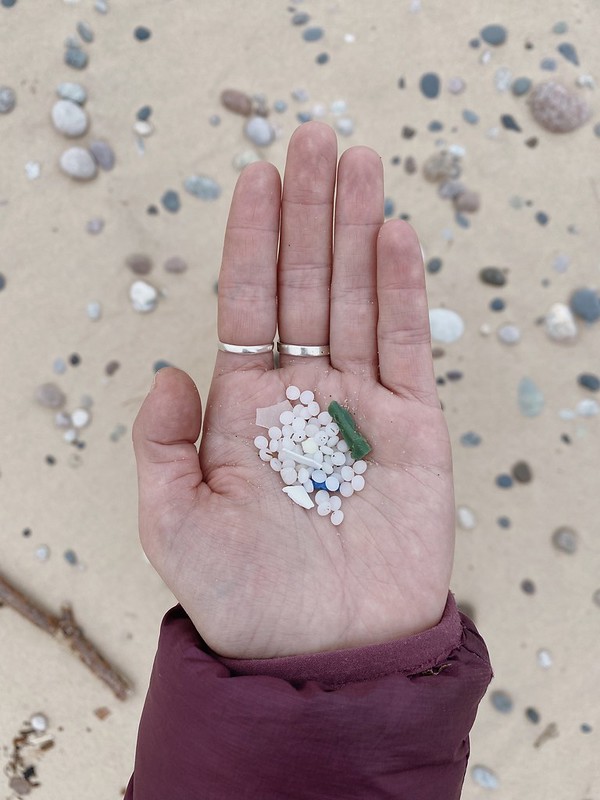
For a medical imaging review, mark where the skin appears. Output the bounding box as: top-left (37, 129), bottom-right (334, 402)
top-left (132, 121), bottom-right (456, 660)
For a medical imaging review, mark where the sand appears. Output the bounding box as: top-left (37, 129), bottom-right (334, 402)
top-left (0, 1), bottom-right (599, 797)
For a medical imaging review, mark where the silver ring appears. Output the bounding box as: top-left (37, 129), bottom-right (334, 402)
top-left (218, 341), bottom-right (274, 354)
top-left (277, 342), bottom-right (330, 357)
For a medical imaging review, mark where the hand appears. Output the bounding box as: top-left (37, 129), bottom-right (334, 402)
top-left (132, 122), bottom-right (455, 659)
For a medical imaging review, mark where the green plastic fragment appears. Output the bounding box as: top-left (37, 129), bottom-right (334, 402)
top-left (328, 401), bottom-right (372, 460)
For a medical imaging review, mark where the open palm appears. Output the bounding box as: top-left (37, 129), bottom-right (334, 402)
top-left (132, 122), bottom-right (455, 659)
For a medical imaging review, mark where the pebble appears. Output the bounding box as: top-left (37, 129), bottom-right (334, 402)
top-left (25, 161), bottom-right (41, 180)
top-left (537, 649), bottom-right (553, 669)
top-left (457, 506), bottom-right (476, 530)
top-left (292, 11), bottom-right (310, 25)
top-left (512, 461), bottom-right (532, 482)
top-left (500, 113), bottom-right (521, 132)
top-left (593, 589), bottom-right (600, 608)
top-left (577, 398), bottom-right (599, 417)
top-left (184, 174), bottom-right (221, 200)
top-left (89, 140), bottom-right (115, 170)
top-left (454, 190), bottom-right (480, 213)
top-left (36, 544), bottom-right (50, 561)
top-left (86, 300), bottom-right (101, 320)
top-left (552, 526), bottom-right (578, 554)
top-left (429, 308), bottom-right (465, 343)
top-left (494, 67), bottom-right (513, 92)
top-left (496, 474), bottom-right (513, 488)
top-left (35, 383), bottom-right (66, 409)
top-left (540, 57), bottom-right (557, 71)
top-left (86, 217), bottom-right (104, 234)
top-left (518, 377), bottom-right (544, 417)
top-left (480, 267), bottom-right (506, 286)
top-left (535, 211), bottom-right (549, 225)
top-left (0, 85), bottom-right (16, 113)
top-left (65, 46), bottom-right (88, 69)
top-left (426, 257), bottom-right (442, 274)
top-left (53, 357), bottom-right (67, 375)
top-left (59, 147), bottom-right (97, 180)
top-left (0, 274), bottom-right (5, 291)
top-left (423, 151), bottom-right (461, 182)
top-left (545, 302), bottom-right (578, 341)
top-left (134, 25), bottom-right (152, 41)
top-left (125, 253), bottom-right (152, 275)
top-left (220, 88), bottom-right (252, 116)
top-left (161, 190), bottom-right (181, 212)
top-left (30, 713), bottom-right (48, 732)
top-left (497, 324), bottom-right (520, 344)
top-left (129, 280), bottom-right (158, 312)
top-left (447, 77), bottom-right (466, 94)
top-left (137, 105), bottom-right (152, 120)
top-left (528, 81), bottom-right (591, 132)
top-left (334, 118), bottom-right (354, 136)
top-left (578, 373), bottom-right (600, 391)
top-left (480, 24), bottom-right (507, 45)
top-left (105, 360), bottom-right (120, 376)
top-left (164, 256), bottom-right (188, 274)
top-left (552, 21), bottom-right (568, 34)
top-left (512, 77), bottom-right (532, 96)
top-left (302, 26), bottom-right (324, 42)
top-left (521, 578), bottom-right (536, 594)
top-left (557, 42), bottom-right (579, 66)
top-left (462, 109), bottom-right (479, 124)
top-left (438, 180), bottom-right (465, 199)
top-left (404, 156), bottom-right (417, 174)
top-left (570, 288), bottom-right (600, 322)
top-left (133, 120), bottom-right (153, 137)
top-left (420, 72), bottom-right (440, 99)
top-left (490, 690), bottom-right (514, 713)
top-left (57, 81), bottom-right (87, 105)
top-left (95, 0), bottom-right (108, 12)
top-left (51, 99), bottom-right (89, 137)
top-left (472, 765), bottom-right (499, 789)
top-left (460, 431), bottom-right (482, 447)
top-left (77, 20), bottom-right (94, 43)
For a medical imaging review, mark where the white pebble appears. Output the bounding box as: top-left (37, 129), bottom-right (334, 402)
top-left (315, 490), bottom-right (330, 505)
top-left (270, 459), bottom-right (282, 472)
top-left (86, 300), bottom-right (102, 320)
top-left (286, 385), bottom-right (301, 400)
top-left (30, 713), bottom-right (48, 732)
top-left (281, 467), bottom-right (298, 485)
top-left (129, 280), bottom-right (158, 313)
top-left (330, 510), bottom-right (344, 526)
top-left (71, 408), bottom-right (90, 428)
top-left (353, 460), bottom-right (367, 474)
top-left (254, 435), bottom-right (268, 449)
top-left (312, 469), bottom-right (326, 483)
top-left (268, 426), bottom-right (281, 440)
top-left (51, 99), bottom-right (89, 137)
top-left (300, 390), bottom-right (314, 405)
top-left (133, 120), bottom-right (154, 137)
top-left (279, 410), bottom-right (294, 425)
top-left (351, 474), bottom-right (365, 491)
top-left (59, 147), bottom-right (97, 180)
top-left (329, 495), bottom-right (342, 512)
top-left (317, 503), bottom-right (331, 516)
top-left (259, 448), bottom-right (272, 462)
top-left (244, 115), bottom-right (275, 147)
top-left (341, 465), bottom-right (354, 482)
top-left (318, 411), bottom-right (332, 425)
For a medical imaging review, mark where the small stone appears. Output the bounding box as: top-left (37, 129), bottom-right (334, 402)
top-left (95, 0), bottom-right (108, 13)
top-left (51, 99), bottom-right (89, 137)
top-left (64, 549), bottom-right (78, 564)
top-left (30, 713), bottom-right (48, 732)
top-left (86, 217), bottom-right (104, 234)
top-left (472, 765), bottom-right (499, 789)
top-left (9, 777), bottom-right (31, 795)
top-left (545, 302), bottom-right (578, 341)
top-left (137, 105), bottom-right (152, 120)
top-left (552, 526), bottom-right (578, 554)
top-left (77, 20), bottom-right (94, 42)
top-left (71, 408), bottom-right (90, 428)
top-left (133, 120), bottom-right (153, 136)
top-left (426, 257), bottom-right (442, 274)
top-left (496, 474), bottom-right (513, 488)
top-left (86, 301), bottom-right (101, 320)
top-left (89, 140), bottom-right (115, 170)
top-left (25, 161), bottom-right (41, 180)
top-left (57, 81), bottom-right (87, 105)
top-left (420, 72), bottom-right (440, 99)
top-left (55, 411), bottom-right (72, 429)
top-left (404, 155), bottom-right (417, 174)
top-left (540, 57), bottom-right (558, 71)
top-left (497, 324), bottom-right (520, 344)
top-left (35, 544), bottom-right (50, 561)
top-left (447, 77), bottom-right (466, 94)
top-left (535, 211), bottom-right (549, 225)
top-left (244, 116), bottom-right (275, 146)
top-left (460, 431), bottom-right (482, 447)
top-left (164, 256), bottom-right (188, 274)
top-left (302, 26), bottom-right (324, 42)
top-left (526, 706), bottom-right (541, 723)
top-left (457, 506), bottom-right (476, 529)
top-left (576, 398), bottom-right (599, 417)
top-left (528, 81), bottom-right (592, 133)
top-left (537, 649), bottom-right (553, 669)
top-left (454, 190), bottom-right (480, 213)
top-left (65, 46), bottom-right (88, 69)
top-left (134, 25), bottom-right (151, 41)
top-left (491, 690), bottom-right (513, 713)
top-left (429, 308), bottom-right (465, 343)
top-left (557, 42), bottom-right (579, 66)
top-left (0, 273), bottom-right (5, 291)
top-left (501, 113), bottom-right (521, 132)
top-left (512, 461), bottom-right (532, 482)
top-left (130, 280), bottom-right (158, 312)
top-left (518, 377), bottom-right (544, 417)
top-left (578, 373), bottom-right (600, 391)
top-left (105, 360), bottom-right (120, 376)
top-left (232, 150), bottom-right (262, 170)
top-left (0, 85), bottom-right (17, 113)
top-left (125, 254), bottom-right (152, 275)
top-left (512, 77), bottom-right (532, 96)
top-left (220, 89), bottom-right (252, 116)
top-left (35, 383), bottom-right (66, 409)
top-left (438, 180), bottom-right (465, 199)
top-left (292, 11), bottom-right (310, 25)
top-left (570, 288), bottom-right (600, 322)
top-left (161, 190), bottom-right (181, 212)
top-left (593, 589), bottom-right (600, 608)
top-left (423, 150), bottom-right (461, 182)
top-left (494, 67), bottom-right (513, 92)
top-left (462, 109), bottom-right (479, 125)
top-left (552, 21), bottom-right (568, 34)
top-left (59, 147), bottom-right (97, 180)
top-left (480, 24), bottom-right (507, 46)
top-left (184, 174), bottom-right (221, 200)
top-left (521, 578), bottom-right (536, 594)
top-left (480, 267), bottom-right (506, 286)
top-left (334, 118), bottom-right (354, 136)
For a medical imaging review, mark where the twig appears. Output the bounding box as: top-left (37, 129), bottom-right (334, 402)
top-left (0, 568), bottom-right (132, 701)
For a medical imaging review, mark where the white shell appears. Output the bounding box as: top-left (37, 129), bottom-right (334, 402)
top-left (282, 485), bottom-right (315, 509)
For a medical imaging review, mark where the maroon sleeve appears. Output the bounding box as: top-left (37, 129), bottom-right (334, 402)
top-left (124, 591), bottom-right (493, 799)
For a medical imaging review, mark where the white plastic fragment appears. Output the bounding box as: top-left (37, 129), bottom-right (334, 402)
top-left (280, 447), bottom-right (321, 469)
top-left (282, 485), bottom-right (315, 509)
top-left (255, 399), bottom-right (293, 429)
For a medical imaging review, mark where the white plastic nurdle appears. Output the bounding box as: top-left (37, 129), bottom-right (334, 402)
top-left (286, 385), bottom-right (301, 400)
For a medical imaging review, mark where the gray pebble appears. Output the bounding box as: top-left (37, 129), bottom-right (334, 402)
top-left (460, 431), bottom-right (482, 447)
top-left (578, 373), bottom-right (600, 391)
top-left (438, 179), bottom-right (465, 199)
top-left (472, 765), bottom-right (500, 789)
top-left (420, 72), bottom-right (440, 99)
top-left (51, 99), bottom-right (89, 137)
top-left (518, 377), bottom-right (544, 416)
top-left (125, 253), bottom-right (152, 275)
top-left (161, 190), bottom-right (181, 212)
top-left (77, 21), bottom-right (94, 42)
top-left (59, 147), bottom-right (97, 180)
top-left (497, 324), bottom-right (521, 344)
top-left (95, 0), bottom-right (108, 13)
top-left (404, 156), bottom-right (417, 174)
top-left (512, 77), bottom-right (532, 96)
top-left (89, 140), bottom-right (115, 170)
top-left (65, 46), bottom-right (89, 70)
top-left (0, 85), bottom-right (16, 114)
top-left (454, 190), bottom-right (480, 213)
top-left (57, 81), bottom-right (87, 105)
top-left (335, 118), bottom-right (354, 136)
top-left (423, 150), bottom-right (461, 182)
top-left (540, 57), bottom-right (558, 71)
top-left (302, 26), bottom-right (324, 42)
top-left (570, 288), bottom-right (600, 322)
top-left (53, 357), bottom-right (67, 375)
top-left (35, 383), bottom-right (67, 409)
top-left (292, 11), bottom-right (310, 25)
top-left (462, 109), bottom-right (479, 124)
top-left (244, 115), bottom-right (275, 147)
top-left (480, 267), bottom-right (506, 286)
top-left (512, 461), bottom-right (532, 482)
top-left (184, 174), bottom-right (221, 200)
top-left (164, 256), bottom-right (188, 274)
top-left (552, 526), bottom-right (578, 554)
top-left (593, 589), bottom-right (600, 608)
top-left (447, 77), bottom-right (466, 94)
top-left (528, 81), bottom-right (591, 133)
top-left (557, 42), bottom-right (579, 66)
top-left (552, 21), bottom-right (568, 34)
top-left (86, 217), bottom-right (104, 234)
top-left (490, 690), bottom-right (514, 713)
top-left (481, 24), bottom-right (507, 46)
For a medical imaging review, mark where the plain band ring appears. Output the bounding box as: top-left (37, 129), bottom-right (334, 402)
top-left (218, 341), bottom-right (274, 354)
top-left (277, 342), bottom-right (330, 357)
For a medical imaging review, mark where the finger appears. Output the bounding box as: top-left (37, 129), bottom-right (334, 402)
top-left (277, 121), bottom-right (337, 367)
top-left (330, 146), bottom-right (383, 377)
top-left (376, 220), bottom-right (439, 406)
top-left (216, 161), bottom-right (281, 375)
top-left (131, 368), bottom-right (203, 544)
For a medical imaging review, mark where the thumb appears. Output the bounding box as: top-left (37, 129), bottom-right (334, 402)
top-left (132, 367), bottom-right (203, 520)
